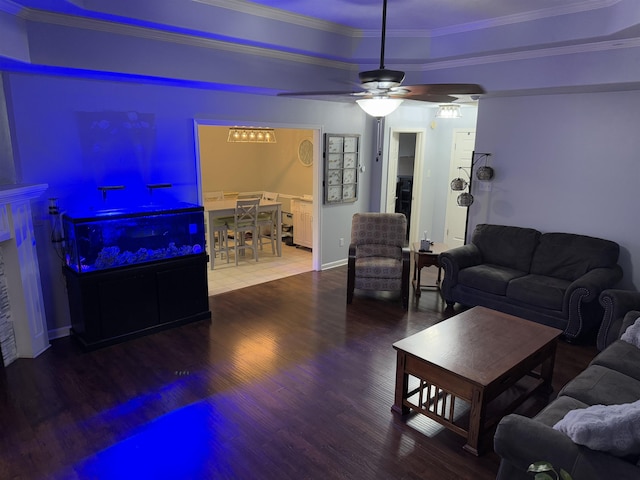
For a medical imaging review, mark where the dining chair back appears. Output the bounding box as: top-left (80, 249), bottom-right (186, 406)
top-left (205, 190), bottom-right (225, 201)
top-left (229, 199), bottom-right (260, 265)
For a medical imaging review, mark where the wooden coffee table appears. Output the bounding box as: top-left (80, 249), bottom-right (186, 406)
top-left (391, 306), bottom-right (561, 455)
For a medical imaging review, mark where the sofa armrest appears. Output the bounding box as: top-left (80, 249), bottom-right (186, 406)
top-left (563, 265), bottom-right (623, 340)
top-left (495, 414), bottom-right (640, 480)
top-left (598, 289), bottom-right (640, 350)
top-left (438, 244), bottom-right (481, 301)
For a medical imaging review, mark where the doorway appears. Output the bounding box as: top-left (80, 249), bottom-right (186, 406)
top-left (385, 129), bottom-right (426, 245)
top-left (444, 130), bottom-right (476, 248)
top-left (193, 122), bottom-right (318, 294)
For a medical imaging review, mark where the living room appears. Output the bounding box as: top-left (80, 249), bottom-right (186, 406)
top-left (1, 0), bottom-right (640, 477)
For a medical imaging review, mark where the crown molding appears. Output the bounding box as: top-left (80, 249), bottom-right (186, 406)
top-left (14, 2), bottom-right (639, 80)
top-left (417, 36), bottom-right (640, 71)
top-left (431, 0), bottom-right (621, 37)
top-left (22, 9), bottom-right (354, 71)
top-left (0, 0), bottom-right (23, 16)
top-left (192, 0), bottom-right (356, 37)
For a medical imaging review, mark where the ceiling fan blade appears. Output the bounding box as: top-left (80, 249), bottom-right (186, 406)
top-left (391, 92), bottom-right (458, 103)
top-left (278, 90), bottom-right (363, 97)
top-left (398, 84), bottom-right (486, 96)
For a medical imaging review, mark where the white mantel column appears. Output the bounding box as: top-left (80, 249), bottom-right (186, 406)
top-left (0, 184), bottom-right (49, 364)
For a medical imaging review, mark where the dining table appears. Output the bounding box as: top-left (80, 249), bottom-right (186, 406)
top-left (204, 198), bottom-right (283, 258)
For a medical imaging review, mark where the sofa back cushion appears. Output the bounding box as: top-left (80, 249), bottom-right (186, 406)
top-left (530, 233), bottom-right (620, 281)
top-left (471, 224), bottom-right (541, 272)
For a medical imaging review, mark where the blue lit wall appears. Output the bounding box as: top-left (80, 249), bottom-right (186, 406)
top-left (6, 71), bottom-right (371, 333)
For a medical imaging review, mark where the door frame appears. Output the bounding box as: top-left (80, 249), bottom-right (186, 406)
top-left (193, 119), bottom-right (321, 271)
top-left (384, 127), bottom-right (427, 245)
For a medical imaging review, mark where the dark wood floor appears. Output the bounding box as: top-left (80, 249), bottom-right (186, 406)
top-left (0, 267), bottom-right (598, 480)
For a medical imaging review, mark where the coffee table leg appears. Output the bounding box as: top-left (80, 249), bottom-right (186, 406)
top-left (463, 387), bottom-right (486, 456)
top-left (540, 341), bottom-right (558, 394)
top-left (391, 351), bottom-right (410, 415)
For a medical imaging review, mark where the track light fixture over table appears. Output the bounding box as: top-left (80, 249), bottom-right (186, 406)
top-left (227, 127), bottom-right (277, 143)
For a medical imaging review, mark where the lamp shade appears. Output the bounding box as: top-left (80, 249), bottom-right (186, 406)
top-left (457, 192), bottom-right (474, 207)
top-left (476, 166), bottom-right (494, 180)
top-left (356, 98), bottom-right (403, 117)
top-left (450, 178), bottom-right (468, 191)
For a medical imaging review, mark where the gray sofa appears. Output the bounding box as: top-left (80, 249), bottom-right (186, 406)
top-left (439, 224), bottom-right (623, 341)
top-left (494, 312), bottom-right (640, 479)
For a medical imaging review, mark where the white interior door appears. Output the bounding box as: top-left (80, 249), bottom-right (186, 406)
top-left (444, 130), bottom-right (476, 247)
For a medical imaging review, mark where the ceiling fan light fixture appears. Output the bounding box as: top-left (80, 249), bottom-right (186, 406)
top-left (356, 97), bottom-right (404, 118)
top-left (436, 104), bottom-right (462, 119)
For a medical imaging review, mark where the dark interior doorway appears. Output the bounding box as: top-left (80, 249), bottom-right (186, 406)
top-left (395, 133), bottom-right (416, 240)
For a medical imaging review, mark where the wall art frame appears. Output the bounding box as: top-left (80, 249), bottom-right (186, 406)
top-left (323, 133), bottom-right (360, 204)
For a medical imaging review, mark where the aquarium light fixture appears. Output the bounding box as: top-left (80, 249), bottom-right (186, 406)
top-left (227, 127), bottom-right (277, 143)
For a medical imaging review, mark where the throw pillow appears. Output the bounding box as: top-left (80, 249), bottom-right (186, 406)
top-left (553, 399), bottom-right (640, 457)
top-left (621, 317), bottom-right (640, 349)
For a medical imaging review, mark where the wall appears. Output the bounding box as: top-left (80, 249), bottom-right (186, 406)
top-left (6, 72), bottom-right (370, 334)
top-left (198, 126), bottom-right (313, 197)
top-left (471, 90), bottom-right (640, 289)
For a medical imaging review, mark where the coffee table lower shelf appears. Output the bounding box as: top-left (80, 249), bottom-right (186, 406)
top-left (392, 367), bottom-right (548, 454)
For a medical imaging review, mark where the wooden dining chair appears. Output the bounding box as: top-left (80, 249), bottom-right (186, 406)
top-left (227, 198), bottom-right (260, 265)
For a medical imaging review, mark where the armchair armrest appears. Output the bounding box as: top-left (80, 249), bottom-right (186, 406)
top-left (598, 289), bottom-right (640, 350)
top-left (438, 244), bottom-right (481, 301)
top-left (563, 265), bottom-right (623, 340)
top-left (495, 414), bottom-right (640, 480)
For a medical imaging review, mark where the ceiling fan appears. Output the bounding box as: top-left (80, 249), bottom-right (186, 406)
top-left (278, 0), bottom-right (485, 117)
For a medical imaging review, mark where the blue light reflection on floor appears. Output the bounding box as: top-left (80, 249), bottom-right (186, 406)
top-left (74, 399), bottom-right (236, 480)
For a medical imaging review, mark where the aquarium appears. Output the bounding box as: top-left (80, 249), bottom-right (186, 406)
top-left (62, 203), bottom-right (205, 273)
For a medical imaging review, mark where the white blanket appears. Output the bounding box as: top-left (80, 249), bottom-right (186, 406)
top-left (621, 317), bottom-right (640, 349)
top-left (553, 399), bottom-right (640, 457)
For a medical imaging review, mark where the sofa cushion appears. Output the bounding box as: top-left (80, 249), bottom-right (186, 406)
top-left (559, 365), bottom-right (640, 406)
top-left (591, 340), bottom-right (640, 382)
top-left (458, 264), bottom-right (527, 296)
top-left (357, 244), bottom-right (401, 260)
top-left (506, 274), bottom-right (570, 311)
top-left (553, 399), bottom-right (640, 457)
top-left (530, 233), bottom-right (620, 281)
top-left (471, 224), bottom-right (540, 272)
top-left (534, 394), bottom-right (590, 427)
top-left (355, 257), bottom-right (402, 279)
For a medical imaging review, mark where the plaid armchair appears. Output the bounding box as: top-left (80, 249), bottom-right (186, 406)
top-left (347, 213), bottom-right (410, 309)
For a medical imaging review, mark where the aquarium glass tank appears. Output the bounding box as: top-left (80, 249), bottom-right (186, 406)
top-left (62, 203), bottom-right (205, 273)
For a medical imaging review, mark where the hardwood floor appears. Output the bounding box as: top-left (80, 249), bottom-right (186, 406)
top-left (0, 267), bottom-right (598, 480)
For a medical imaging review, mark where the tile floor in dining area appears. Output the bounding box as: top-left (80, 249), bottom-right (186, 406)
top-left (206, 241), bottom-right (313, 296)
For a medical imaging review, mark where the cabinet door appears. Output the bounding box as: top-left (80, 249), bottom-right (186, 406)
top-left (298, 202), bottom-right (313, 248)
top-left (156, 261), bottom-right (209, 324)
top-left (98, 273), bottom-right (159, 338)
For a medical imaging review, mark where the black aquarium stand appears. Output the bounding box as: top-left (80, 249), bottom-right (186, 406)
top-left (63, 253), bottom-right (211, 350)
